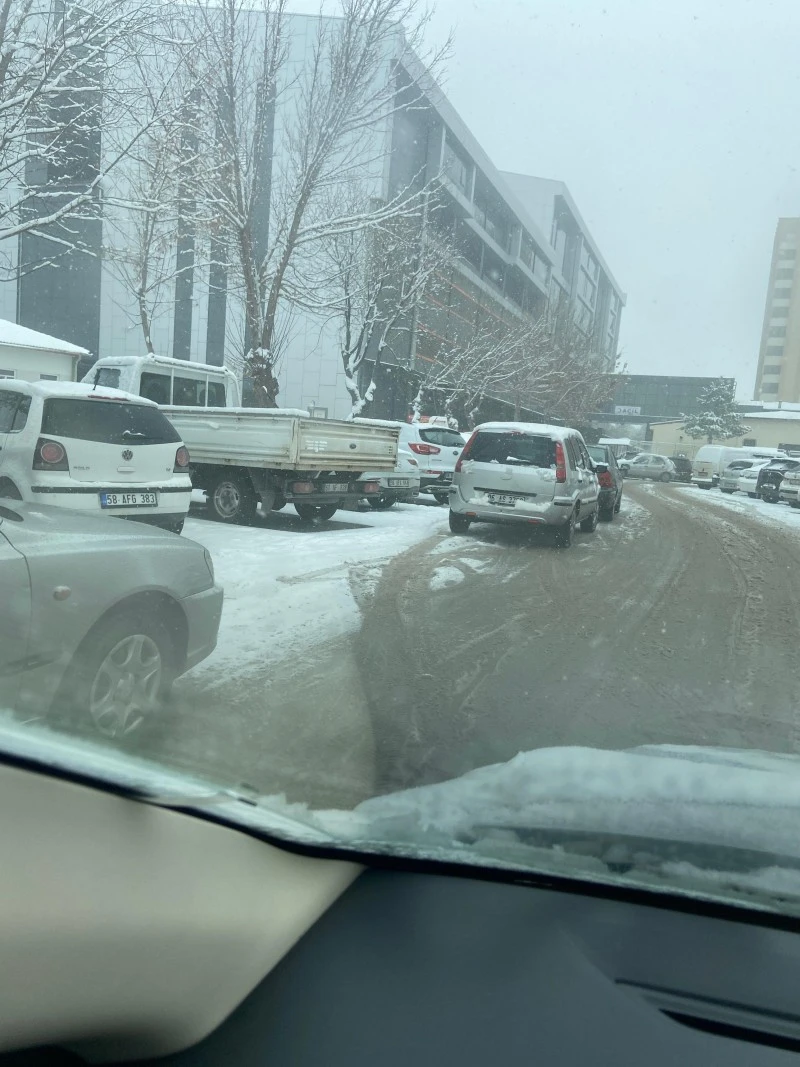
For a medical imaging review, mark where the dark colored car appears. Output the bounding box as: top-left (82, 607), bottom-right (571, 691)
top-left (757, 458), bottom-right (800, 503)
top-left (587, 444), bottom-right (624, 521)
top-left (670, 455), bottom-right (693, 483)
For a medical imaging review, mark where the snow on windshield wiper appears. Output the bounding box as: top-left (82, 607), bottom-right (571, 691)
top-left (122, 430), bottom-right (148, 439)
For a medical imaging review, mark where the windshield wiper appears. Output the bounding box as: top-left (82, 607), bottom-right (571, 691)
top-left (122, 430), bottom-right (148, 439)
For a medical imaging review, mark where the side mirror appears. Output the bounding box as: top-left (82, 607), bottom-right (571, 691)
top-left (594, 463), bottom-right (609, 474)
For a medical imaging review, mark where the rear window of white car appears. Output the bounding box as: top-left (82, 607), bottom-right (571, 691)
top-left (418, 428), bottom-right (465, 448)
top-left (469, 431), bottom-right (556, 468)
top-left (41, 398), bottom-right (181, 445)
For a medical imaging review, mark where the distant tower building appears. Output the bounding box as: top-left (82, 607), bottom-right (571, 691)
top-left (754, 218), bottom-right (800, 402)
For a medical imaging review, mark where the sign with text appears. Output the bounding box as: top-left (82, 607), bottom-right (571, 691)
top-left (614, 405), bottom-right (642, 416)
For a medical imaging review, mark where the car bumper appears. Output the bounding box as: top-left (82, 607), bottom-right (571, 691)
top-left (780, 487), bottom-right (799, 503)
top-left (449, 487), bottom-right (575, 527)
top-left (359, 472), bottom-right (421, 500)
top-left (180, 584), bottom-right (224, 673)
top-left (421, 474), bottom-right (454, 492)
top-left (691, 477), bottom-right (715, 488)
top-left (29, 481), bottom-right (192, 519)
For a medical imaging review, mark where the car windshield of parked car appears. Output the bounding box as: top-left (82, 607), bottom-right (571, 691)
top-left (6, 0), bottom-right (800, 923)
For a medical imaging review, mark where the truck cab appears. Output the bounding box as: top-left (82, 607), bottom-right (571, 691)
top-left (84, 355), bottom-right (242, 409)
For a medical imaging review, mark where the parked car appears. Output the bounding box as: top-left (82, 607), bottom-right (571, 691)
top-left (623, 453), bottom-right (676, 481)
top-left (0, 381), bottom-right (192, 533)
top-left (691, 444), bottom-right (785, 489)
top-left (400, 422), bottom-right (465, 504)
top-left (448, 423), bottom-right (600, 548)
top-left (737, 462), bottom-right (770, 497)
top-left (756, 458), bottom-right (800, 503)
top-left (0, 502), bottom-right (223, 738)
top-left (670, 455), bottom-right (693, 483)
top-left (718, 459), bottom-right (760, 494)
top-left (587, 443), bottom-right (624, 521)
top-left (779, 466), bottom-right (800, 507)
top-left (359, 448), bottom-right (421, 509)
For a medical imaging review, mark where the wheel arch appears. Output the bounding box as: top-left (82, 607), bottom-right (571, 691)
top-left (74, 591), bottom-right (189, 675)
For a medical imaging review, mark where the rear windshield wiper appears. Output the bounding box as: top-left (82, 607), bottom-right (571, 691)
top-left (122, 430), bottom-right (148, 439)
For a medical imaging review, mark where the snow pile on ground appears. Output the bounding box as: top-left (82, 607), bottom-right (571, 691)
top-left (429, 564), bottom-right (465, 590)
top-left (184, 503), bottom-right (448, 677)
top-left (671, 484), bottom-right (800, 532)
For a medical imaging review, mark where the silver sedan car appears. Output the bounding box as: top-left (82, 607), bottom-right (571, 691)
top-left (621, 453), bottom-right (677, 482)
top-left (1, 503), bottom-right (223, 739)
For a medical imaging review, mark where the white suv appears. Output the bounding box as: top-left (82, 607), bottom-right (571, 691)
top-left (448, 422), bottom-right (600, 547)
top-left (400, 422), bottom-right (466, 503)
top-left (0, 381), bottom-right (192, 533)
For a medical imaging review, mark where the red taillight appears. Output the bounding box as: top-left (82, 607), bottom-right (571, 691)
top-left (555, 441), bottom-right (567, 483)
top-left (409, 441), bottom-right (441, 456)
top-left (33, 438), bottom-right (69, 471)
top-left (292, 481), bottom-right (315, 494)
top-left (455, 430), bottom-right (479, 473)
top-left (362, 480), bottom-right (380, 494)
top-left (174, 446), bottom-right (190, 471)
top-left (598, 470), bottom-right (614, 489)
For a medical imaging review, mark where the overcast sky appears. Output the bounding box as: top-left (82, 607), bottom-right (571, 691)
top-left (418, 0), bottom-right (800, 396)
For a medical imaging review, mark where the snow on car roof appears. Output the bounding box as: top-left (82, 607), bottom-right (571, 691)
top-left (92, 353), bottom-right (236, 376)
top-left (475, 421), bottom-right (573, 437)
top-left (2, 380), bottom-right (156, 405)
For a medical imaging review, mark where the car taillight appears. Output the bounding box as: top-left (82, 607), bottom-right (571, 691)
top-left (362, 480), bottom-right (380, 494)
top-left (555, 441), bottom-right (567, 483)
top-left (598, 470), bottom-right (614, 489)
top-left (174, 446), bottom-right (190, 471)
top-left (292, 481), bottom-right (315, 494)
top-left (33, 438), bottom-right (69, 471)
top-left (455, 430), bottom-right (479, 473)
top-left (409, 442), bottom-right (441, 456)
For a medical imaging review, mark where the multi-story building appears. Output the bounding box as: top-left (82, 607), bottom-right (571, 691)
top-left (753, 218), bottom-right (800, 402)
top-left (0, 13), bottom-right (625, 421)
top-left (598, 374), bottom-right (735, 423)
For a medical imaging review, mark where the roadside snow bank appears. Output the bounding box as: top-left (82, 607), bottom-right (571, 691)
top-left (184, 504), bottom-right (447, 677)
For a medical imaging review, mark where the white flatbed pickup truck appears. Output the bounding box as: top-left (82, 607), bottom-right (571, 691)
top-left (83, 355), bottom-right (399, 524)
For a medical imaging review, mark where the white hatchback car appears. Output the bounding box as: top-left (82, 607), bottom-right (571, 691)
top-left (0, 381), bottom-right (192, 533)
top-left (358, 448), bottom-right (421, 509)
top-left (400, 422), bottom-right (466, 503)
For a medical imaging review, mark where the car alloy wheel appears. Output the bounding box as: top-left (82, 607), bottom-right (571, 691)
top-left (88, 633), bottom-right (163, 738)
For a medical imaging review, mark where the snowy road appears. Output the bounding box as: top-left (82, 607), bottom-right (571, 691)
top-left (133, 483), bottom-right (800, 808)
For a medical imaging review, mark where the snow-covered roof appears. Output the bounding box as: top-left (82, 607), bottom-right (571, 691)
top-left (742, 410), bottom-right (800, 422)
top-left (0, 318), bottom-right (88, 356)
top-left (0, 379), bottom-right (156, 405)
top-left (475, 421), bottom-right (575, 437)
top-left (92, 353), bottom-right (236, 377)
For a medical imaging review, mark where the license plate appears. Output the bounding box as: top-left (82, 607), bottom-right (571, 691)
top-left (388, 479), bottom-right (409, 487)
top-left (100, 491), bottom-right (158, 508)
top-left (323, 483), bottom-right (349, 493)
top-left (487, 493), bottom-right (516, 506)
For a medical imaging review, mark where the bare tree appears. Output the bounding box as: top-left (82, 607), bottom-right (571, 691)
top-left (0, 0), bottom-right (171, 276)
top-left (191, 0), bottom-right (447, 405)
top-left (314, 188), bottom-right (446, 416)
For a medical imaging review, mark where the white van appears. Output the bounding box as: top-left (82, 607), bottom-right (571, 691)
top-left (691, 445), bottom-right (786, 489)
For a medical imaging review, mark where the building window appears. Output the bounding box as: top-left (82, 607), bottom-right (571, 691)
top-left (742, 438), bottom-right (757, 447)
top-left (776, 267), bottom-right (795, 279)
top-left (39, 373), bottom-right (58, 381)
top-left (442, 135), bottom-right (470, 195)
top-left (760, 382), bottom-right (780, 394)
top-left (769, 325), bottom-right (787, 337)
top-left (763, 365), bottom-right (782, 376)
top-left (0, 370), bottom-right (14, 378)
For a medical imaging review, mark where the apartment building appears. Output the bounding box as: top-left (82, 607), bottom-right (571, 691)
top-left (0, 12), bottom-right (625, 421)
top-left (754, 218), bottom-right (800, 402)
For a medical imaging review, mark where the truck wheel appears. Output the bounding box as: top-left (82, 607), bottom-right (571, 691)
top-left (368, 494), bottom-right (395, 510)
top-left (271, 494), bottom-right (287, 511)
top-left (207, 473), bottom-right (257, 524)
top-left (295, 503), bottom-right (338, 523)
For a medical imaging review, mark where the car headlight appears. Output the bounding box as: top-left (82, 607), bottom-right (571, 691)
top-left (204, 548), bottom-right (215, 584)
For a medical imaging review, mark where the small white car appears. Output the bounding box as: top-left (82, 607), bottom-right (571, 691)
top-left (718, 460), bottom-right (758, 494)
top-left (400, 422), bottom-right (466, 503)
top-left (359, 448), bottom-right (421, 509)
top-left (779, 466), bottom-right (800, 507)
top-left (448, 422), bottom-right (600, 548)
top-left (0, 381), bottom-right (192, 533)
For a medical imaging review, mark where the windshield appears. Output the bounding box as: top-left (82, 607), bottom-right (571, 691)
top-left (6, 0), bottom-right (800, 921)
